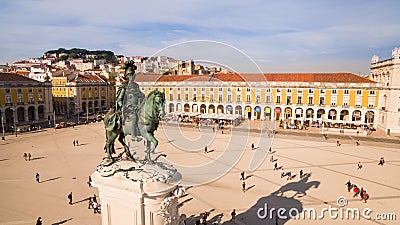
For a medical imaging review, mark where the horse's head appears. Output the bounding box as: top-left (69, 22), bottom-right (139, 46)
top-left (150, 90), bottom-right (165, 119)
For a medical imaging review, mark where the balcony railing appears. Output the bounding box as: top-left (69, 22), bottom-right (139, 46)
top-left (5, 103), bottom-right (13, 106)
top-left (17, 102), bottom-right (24, 105)
top-left (38, 101), bottom-right (44, 104)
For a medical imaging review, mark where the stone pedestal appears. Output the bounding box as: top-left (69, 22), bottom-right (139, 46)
top-left (91, 160), bottom-right (183, 225)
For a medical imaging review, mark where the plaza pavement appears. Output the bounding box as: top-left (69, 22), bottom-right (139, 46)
top-left (0, 121), bottom-right (399, 225)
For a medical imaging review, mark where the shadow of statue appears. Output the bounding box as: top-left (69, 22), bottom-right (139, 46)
top-left (222, 173), bottom-right (320, 225)
top-left (51, 218), bottom-right (72, 225)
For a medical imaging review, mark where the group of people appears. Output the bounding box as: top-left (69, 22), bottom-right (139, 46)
top-left (88, 194), bottom-right (100, 214)
top-left (345, 180), bottom-right (370, 203)
top-left (270, 147), bottom-right (303, 181)
top-left (23, 152), bottom-right (32, 161)
top-left (72, 139), bottom-right (79, 146)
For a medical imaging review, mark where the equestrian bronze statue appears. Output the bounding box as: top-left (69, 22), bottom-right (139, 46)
top-left (103, 60), bottom-right (165, 165)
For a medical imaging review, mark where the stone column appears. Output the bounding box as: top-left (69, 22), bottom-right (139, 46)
top-left (24, 107), bottom-right (29, 122)
top-left (34, 106), bottom-right (39, 121)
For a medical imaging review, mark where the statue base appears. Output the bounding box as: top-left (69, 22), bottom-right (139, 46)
top-left (92, 159), bottom-right (183, 225)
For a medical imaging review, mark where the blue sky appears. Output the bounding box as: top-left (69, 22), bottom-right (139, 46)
top-left (0, 0), bottom-right (399, 74)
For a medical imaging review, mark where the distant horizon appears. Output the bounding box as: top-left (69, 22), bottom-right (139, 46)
top-left (1, 1), bottom-right (399, 75)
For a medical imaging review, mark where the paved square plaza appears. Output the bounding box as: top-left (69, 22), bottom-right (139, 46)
top-left (0, 122), bottom-right (399, 224)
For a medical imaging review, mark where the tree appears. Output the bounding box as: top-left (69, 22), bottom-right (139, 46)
top-left (59, 55), bottom-right (68, 61)
top-left (69, 53), bottom-right (77, 59)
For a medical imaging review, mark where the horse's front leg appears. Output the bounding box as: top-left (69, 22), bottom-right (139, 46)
top-left (149, 135), bottom-right (158, 154)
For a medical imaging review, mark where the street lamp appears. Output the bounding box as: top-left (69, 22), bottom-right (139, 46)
top-left (1, 116), bottom-right (5, 140)
top-left (12, 108), bottom-right (17, 137)
top-left (75, 102), bottom-right (80, 124)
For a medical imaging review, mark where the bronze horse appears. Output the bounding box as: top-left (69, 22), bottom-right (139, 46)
top-left (136, 90), bottom-right (165, 162)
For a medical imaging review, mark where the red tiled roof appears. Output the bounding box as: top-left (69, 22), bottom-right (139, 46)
top-left (74, 74), bottom-right (107, 83)
top-left (134, 73), bottom-right (374, 84)
top-left (13, 71), bottom-right (30, 76)
top-left (0, 72), bottom-right (40, 82)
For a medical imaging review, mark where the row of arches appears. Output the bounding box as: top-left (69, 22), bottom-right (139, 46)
top-left (54, 100), bottom-right (107, 114)
top-left (167, 102), bottom-right (376, 124)
top-left (1, 106), bottom-right (45, 124)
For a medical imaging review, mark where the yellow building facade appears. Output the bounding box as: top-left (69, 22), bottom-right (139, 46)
top-left (0, 73), bottom-right (53, 130)
top-left (136, 72), bottom-right (381, 126)
top-left (51, 74), bottom-right (116, 116)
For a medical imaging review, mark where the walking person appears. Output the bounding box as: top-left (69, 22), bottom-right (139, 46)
top-left (202, 211), bottom-right (208, 224)
top-left (242, 181), bottom-right (246, 192)
top-left (93, 201), bottom-right (99, 213)
top-left (204, 146), bottom-right (208, 154)
top-left (336, 140), bottom-right (341, 146)
top-left (269, 147), bottom-right (272, 153)
top-left (36, 217), bottom-right (42, 225)
top-left (76, 139), bottom-right (79, 146)
top-left (360, 188), bottom-right (365, 201)
top-left (251, 143), bottom-right (255, 150)
top-left (274, 162), bottom-right (278, 171)
top-left (93, 194), bottom-right (97, 203)
top-left (73, 139), bottom-right (76, 146)
top-left (287, 171), bottom-right (292, 180)
top-left (231, 209), bottom-right (236, 221)
top-left (23, 153), bottom-right (27, 161)
top-left (353, 185), bottom-right (360, 198)
top-left (378, 157), bottom-right (385, 166)
top-left (357, 162), bottom-right (363, 170)
top-left (88, 176), bottom-right (92, 187)
top-left (88, 197), bottom-right (93, 209)
top-left (345, 180), bottom-right (352, 192)
top-left (68, 192), bottom-right (73, 205)
top-left (35, 173), bottom-right (40, 183)
top-left (299, 169), bottom-right (303, 179)
top-left (270, 155), bottom-right (274, 163)
top-left (240, 171), bottom-right (245, 180)
top-left (28, 153), bottom-right (31, 161)
top-left (363, 191), bottom-right (369, 203)
top-left (356, 140), bottom-right (360, 146)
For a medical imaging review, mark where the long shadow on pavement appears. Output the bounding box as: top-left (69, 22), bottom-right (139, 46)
top-left (40, 176), bottom-right (62, 183)
top-left (72, 197), bottom-right (91, 205)
top-left (52, 218), bottom-right (72, 225)
top-left (30, 156), bottom-right (46, 161)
